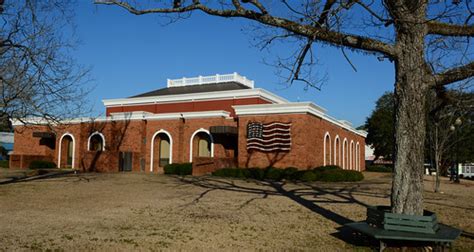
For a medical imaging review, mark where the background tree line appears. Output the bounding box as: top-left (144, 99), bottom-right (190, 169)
top-left (365, 88), bottom-right (474, 188)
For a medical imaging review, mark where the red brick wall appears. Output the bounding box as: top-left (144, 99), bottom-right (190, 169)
top-left (12, 113), bottom-right (365, 172)
top-left (237, 114), bottom-right (366, 171)
top-left (13, 126), bottom-right (56, 157)
top-left (105, 97), bottom-right (271, 117)
top-left (192, 157), bottom-right (237, 176)
top-left (9, 154), bottom-right (54, 169)
top-left (80, 151), bottom-right (119, 172)
top-left (145, 117), bottom-right (238, 173)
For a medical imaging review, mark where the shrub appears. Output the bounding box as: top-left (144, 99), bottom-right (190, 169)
top-left (281, 167), bottom-right (298, 180)
top-left (264, 167), bottom-right (284, 181)
top-left (313, 165), bottom-right (342, 172)
top-left (213, 168), bottom-right (245, 178)
top-left (0, 160), bottom-right (9, 168)
top-left (246, 168), bottom-right (265, 180)
top-left (366, 165), bottom-right (392, 173)
top-left (300, 170), bottom-right (320, 182)
top-left (164, 163), bottom-right (192, 175)
top-left (317, 170), bottom-right (364, 182)
top-left (29, 160), bottom-right (56, 169)
top-left (213, 167), bottom-right (291, 181)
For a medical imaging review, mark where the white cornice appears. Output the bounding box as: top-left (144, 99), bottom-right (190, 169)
top-left (102, 88), bottom-right (288, 107)
top-left (12, 111), bottom-right (232, 126)
top-left (233, 103), bottom-right (367, 137)
top-left (233, 102), bottom-right (327, 116)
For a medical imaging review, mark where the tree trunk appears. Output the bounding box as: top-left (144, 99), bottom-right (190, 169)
top-left (435, 153), bottom-right (441, 192)
top-left (390, 1), bottom-right (429, 215)
top-left (434, 126), bottom-right (441, 193)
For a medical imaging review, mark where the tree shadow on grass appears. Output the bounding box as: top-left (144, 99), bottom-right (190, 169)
top-left (177, 175), bottom-right (389, 248)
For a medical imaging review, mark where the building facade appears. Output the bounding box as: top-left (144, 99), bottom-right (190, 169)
top-left (10, 73), bottom-right (366, 174)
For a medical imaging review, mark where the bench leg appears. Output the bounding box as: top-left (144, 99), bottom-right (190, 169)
top-left (433, 242), bottom-right (451, 252)
top-left (379, 240), bottom-right (386, 252)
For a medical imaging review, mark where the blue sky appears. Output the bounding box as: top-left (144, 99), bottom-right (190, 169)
top-left (74, 2), bottom-right (395, 127)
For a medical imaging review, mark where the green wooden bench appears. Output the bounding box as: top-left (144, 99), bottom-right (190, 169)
top-left (346, 221), bottom-right (461, 251)
top-left (345, 206), bottom-right (461, 251)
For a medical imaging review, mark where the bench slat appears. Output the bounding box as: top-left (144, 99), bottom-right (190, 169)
top-left (384, 224), bottom-right (436, 234)
top-left (345, 222), bottom-right (461, 242)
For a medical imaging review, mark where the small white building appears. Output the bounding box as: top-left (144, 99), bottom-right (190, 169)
top-left (459, 163), bottom-right (474, 178)
top-left (0, 132), bottom-right (14, 158)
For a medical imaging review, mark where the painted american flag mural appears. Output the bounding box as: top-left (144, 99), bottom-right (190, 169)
top-left (246, 122), bottom-right (292, 152)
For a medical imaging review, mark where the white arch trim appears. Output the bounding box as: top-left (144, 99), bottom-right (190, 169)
top-left (189, 128), bottom-right (214, 162)
top-left (150, 129), bottom-right (173, 172)
top-left (334, 135), bottom-right (340, 166)
top-left (356, 142), bottom-right (360, 171)
top-left (342, 138), bottom-right (348, 169)
top-left (323, 132), bottom-right (331, 166)
top-left (58, 133), bottom-right (76, 169)
top-left (87, 131), bottom-right (106, 151)
top-left (350, 140), bottom-right (354, 170)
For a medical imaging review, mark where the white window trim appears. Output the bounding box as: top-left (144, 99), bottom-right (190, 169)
top-left (356, 142), bottom-right (360, 171)
top-left (342, 138), bottom-right (348, 169)
top-left (189, 128), bottom-right (214, 162)
top-left (87, 131), bottom-right (106, 151)
top-left (323, 132), bottom-right (331, 166)
top-left (334, 135), bottom-right (340, 166)
top-left (350, 140), bottom-right (354, 170)
top-left (58, 133), bottom-right (76, 169)
top-left (150, 129), bottom-right (173, 172)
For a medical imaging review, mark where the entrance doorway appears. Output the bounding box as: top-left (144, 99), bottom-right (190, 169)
top-left (59, 134), bottom-right (75, 168)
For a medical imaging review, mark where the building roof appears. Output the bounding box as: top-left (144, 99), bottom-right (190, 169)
top-left (130, 82), bottom-right (251, 98)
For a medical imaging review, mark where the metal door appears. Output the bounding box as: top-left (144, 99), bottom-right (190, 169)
top-left (119, 152), bottom-right (132, 172)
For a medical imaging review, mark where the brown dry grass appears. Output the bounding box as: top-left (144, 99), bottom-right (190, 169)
top-left (0, 171), bottom-right (473, 251)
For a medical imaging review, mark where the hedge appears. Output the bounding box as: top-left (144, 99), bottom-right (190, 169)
top-left (0, 160), bottom-right (8, 168)
top-left (164, 163), bottom-right (192, 175)
top-left (317, 169), bottom-right (364, 182)
top-left (29, 160), bottom-right (56, 169)
top-left (212, 165), bottom-right (364, 182)
top-left (366, 165), bottom-right (393, 173)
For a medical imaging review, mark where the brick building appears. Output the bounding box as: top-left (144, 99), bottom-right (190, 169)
top-left (10, 73), bottom-right (366, 174)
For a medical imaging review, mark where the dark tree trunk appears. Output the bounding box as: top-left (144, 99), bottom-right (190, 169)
top-left (390, 1), bottom-right (430, 215)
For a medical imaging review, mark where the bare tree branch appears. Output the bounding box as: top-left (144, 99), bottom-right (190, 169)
top-left (428, 21), bottom-right (474, 37)
top-left (95, 0), bottom-right (397, 57)
top-left (435, 61), bottom-right (474, 86)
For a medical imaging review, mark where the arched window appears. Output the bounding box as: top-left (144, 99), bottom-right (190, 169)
top-left (356, 142), bottom-right (360, 171)
top-left (87, 132), bottom-right (105, 151)
top-left (334, 136), bottom-right (340, 166)
top-left (350, 141), bottom-right (354, 170)
top-left (189, 129), bottom-right (214, 162)
top-left (343, 138), bottom-right (348, 169)
top-left (58, 133), bottom-right (75, 168)
top-left (324, 132), bottom-right (331, 166)
top-left (150, 130), bottom-right (173, 172)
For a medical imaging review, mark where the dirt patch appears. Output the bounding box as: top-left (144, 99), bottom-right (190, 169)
top-left (0, 172), bottom-right (473, 251)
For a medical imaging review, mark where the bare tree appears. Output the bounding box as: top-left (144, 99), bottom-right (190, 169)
top-left (427, 84), bottom-right (473, 192)
top-left (0, 0), bottom-right (91, 129)
top-left (95, 0), bottom-right (474, 215)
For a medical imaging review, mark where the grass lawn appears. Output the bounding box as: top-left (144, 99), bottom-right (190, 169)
top-left (0, 171), bottom-right (473, 251)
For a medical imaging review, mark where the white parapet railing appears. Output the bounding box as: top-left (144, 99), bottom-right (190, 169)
top-left (167, 72), bottom-right (254, 88)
